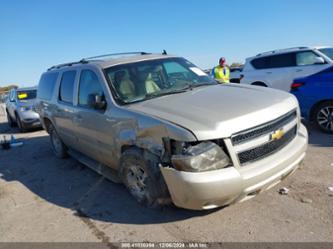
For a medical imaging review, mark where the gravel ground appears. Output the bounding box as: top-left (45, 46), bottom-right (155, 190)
top-left (0, 114), bottom-right (332, 242)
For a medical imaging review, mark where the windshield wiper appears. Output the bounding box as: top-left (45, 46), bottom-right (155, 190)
top-left (191, 82), bottom-right (215, 88)
top-left (144, 84), bottom-right (193, 99)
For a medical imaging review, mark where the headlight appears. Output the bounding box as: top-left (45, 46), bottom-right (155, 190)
top-left (171, 141), bottom-right (231, 172)
top-left (20, 106), bottom-right (32, 112)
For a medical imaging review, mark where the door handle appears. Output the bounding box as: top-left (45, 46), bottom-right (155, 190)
top-left (266, 72), bottom-right (272, 74)
top-left (296, 69), bottom-right (303, 72)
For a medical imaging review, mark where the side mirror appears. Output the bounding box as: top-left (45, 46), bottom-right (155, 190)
top-left (314, 57), bottom-right (325, 64)
top-left (87, 93), bottom-right (106, 110)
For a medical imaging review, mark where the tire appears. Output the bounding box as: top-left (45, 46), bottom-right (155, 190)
top-left (314, 101), bottom-right (333, 134)
top-left (119, 148), bottom-right (170, 207)
top-left (6, 111), bottom-right (15, 127)
top-left (49, 124), bottom-right (68, 158)
top-left (16, 114), bottom-right (26, 132)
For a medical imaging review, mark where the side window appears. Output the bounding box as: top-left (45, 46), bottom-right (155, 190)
top-left (9, 90), bottom-right (14, 101)
top-left (37, 72), bottom-right (59, 100)
top-left (252, 53), bottom-right (296, 69)
top-left (251, 57), bottom-right (269, 69)
top-left (78, 70), bottom-right (105, 107)
top-left (296, 51), bottom-right (320, 66)
top-left (59, 71), bottom-right (76, 104)
top-left (269, 53), bottom-right (295, 68)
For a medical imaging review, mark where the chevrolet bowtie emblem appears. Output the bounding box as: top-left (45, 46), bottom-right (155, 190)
top-left (270, 129), bottom-right (285, 141)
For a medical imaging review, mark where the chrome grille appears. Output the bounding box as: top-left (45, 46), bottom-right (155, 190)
top-left (231, 110), bottom-right (297, 145)
top-left (238, 125), bottom-right (297, 165)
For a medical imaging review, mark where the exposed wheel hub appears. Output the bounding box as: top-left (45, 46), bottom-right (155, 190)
top-left (126, 165), bottom-right (148, 201)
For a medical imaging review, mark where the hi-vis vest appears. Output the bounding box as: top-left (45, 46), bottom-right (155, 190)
top-left (212, 65), bottom-right (230, 83)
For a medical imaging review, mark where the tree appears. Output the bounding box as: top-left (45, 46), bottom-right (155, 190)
top-left (0, 84), bottom-right (18, 94)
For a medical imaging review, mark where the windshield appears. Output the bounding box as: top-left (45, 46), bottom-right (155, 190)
top-left (17, 90), bottom-right (37, 101)
top-left (319, 48), bottom-right (333, 60)
top-left (105, 57), bottom-right (217, 104)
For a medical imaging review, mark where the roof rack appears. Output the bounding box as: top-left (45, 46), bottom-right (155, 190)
top-left (47, 51), bottom-right (168, 71)
top-left (83, 52), bottom-right (151, 60)
top-left (256, 46), bottom-right (309, 57)
top-left (47, 59), bottom-right (88, 71)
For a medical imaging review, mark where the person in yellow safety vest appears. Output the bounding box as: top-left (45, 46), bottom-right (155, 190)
top-left (212, 57), bottom-right (230, 83)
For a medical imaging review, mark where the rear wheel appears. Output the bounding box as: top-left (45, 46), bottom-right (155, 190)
top-left (49, 124), bottom-right (68, 158)
top-left (314, 101), bottom-right (333, 134)
top-left (119, 148), bottom-right (170, 207)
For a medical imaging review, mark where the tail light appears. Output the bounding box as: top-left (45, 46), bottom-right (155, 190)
top-left (291, 82), bottom-right (305, 90)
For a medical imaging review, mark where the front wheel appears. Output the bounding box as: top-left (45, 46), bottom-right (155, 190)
top-left (119, 148), bottom-right (170, 207)
top-left (16, 114), bottom-right (26, 132)
top-left (314, 101), bottom-right (333, 134)
top-left (6, 111), bottom-right (15, 127)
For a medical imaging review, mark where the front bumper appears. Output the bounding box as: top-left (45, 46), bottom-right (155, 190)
top-left (161, 124), bottom-right (308, 210)
top-left (19, 111), bottom-right (42, 129)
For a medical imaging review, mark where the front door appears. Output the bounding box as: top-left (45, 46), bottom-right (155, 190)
top-left (73, 69), bottom-right (116, 167)
top-left (292, 50), bottom-right (331, 81)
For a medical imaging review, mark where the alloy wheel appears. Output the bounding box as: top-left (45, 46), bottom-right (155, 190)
top-left (317, 105), bottom-right (333, 132)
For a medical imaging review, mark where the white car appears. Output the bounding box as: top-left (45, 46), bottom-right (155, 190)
top-left (240, 46), bottom-right (333, 91)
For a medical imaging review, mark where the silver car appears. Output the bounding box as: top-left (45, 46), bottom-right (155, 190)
top-left (5, 87), bottom-right (41, 131)
top-left (36, 52), bottom-right (308, 210)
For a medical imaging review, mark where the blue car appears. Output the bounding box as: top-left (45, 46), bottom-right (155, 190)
top-left (291, 66), bottom-right (333, 133)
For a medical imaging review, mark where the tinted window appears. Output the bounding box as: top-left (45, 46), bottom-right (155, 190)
top-left (251, 53), bottom-right (295, 69)
top-left (296, 51), bottom-right (320, 66)
top-left (78, 70), bottom-right (105, 107)
top-left (251, 57), bottom-right (268, 69)
top-left (37, 73), bottom-right (59, 100)
top-left (59, 71), bottom-right (76, 104)
top-left (269, 53), bottom-right (295, 68)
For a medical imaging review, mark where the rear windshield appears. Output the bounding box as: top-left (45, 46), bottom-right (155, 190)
top-left (17, 90), bottom-right (37, 101)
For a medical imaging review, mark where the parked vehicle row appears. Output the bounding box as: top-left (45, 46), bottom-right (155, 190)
top-left (5, 87), bottom-right (41, 132)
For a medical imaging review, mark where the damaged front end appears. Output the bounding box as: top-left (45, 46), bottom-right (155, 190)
top-left (170, 141), bottom-right (231, 172)
top-left (160, 139), bottom-right (242, 210)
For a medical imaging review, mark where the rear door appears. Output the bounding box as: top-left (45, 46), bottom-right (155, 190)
top-left (262, 53), bottom-right (296, 91)
top-left (52, 70), bottom-right (78, 148)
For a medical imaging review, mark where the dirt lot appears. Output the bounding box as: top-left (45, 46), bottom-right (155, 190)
top-left (0, 114), bottom-right (332, 242)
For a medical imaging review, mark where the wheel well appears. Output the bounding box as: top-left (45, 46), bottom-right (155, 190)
top-left (43, 118), bottom-right (52, 133)
top-left (121, 145), bottom-right (139, 154)
top-left (309, 99), bottom-right (333, 121)
top-left (251, 81), bottom-right (268, 87)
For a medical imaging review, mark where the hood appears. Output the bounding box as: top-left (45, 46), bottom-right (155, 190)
top-left (128, 84), bottom-right (298, 140)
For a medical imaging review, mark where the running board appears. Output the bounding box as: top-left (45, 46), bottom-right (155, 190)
top-left (68, 149), bottom-right (121, 183)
